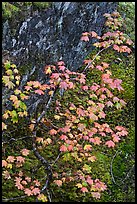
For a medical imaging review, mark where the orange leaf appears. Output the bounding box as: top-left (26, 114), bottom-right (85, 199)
top-left (54, 180), bottom-right (62, 187)
top-left (2, 160), bottom-right (8, 167)
top-left (49, 129), bottom-right (57, 135)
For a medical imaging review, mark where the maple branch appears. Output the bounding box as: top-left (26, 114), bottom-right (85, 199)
top-left (110, 149), bottom-right (122, 185)
top-left (36, 88), bottom-right (57, 124)
top-left (82, 44), bottom-right (112, 73)
top-left (2, 195), bottom-right (28, 202)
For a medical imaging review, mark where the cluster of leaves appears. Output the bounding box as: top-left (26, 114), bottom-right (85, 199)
top-left (2, 11), bottom-right (134, 202)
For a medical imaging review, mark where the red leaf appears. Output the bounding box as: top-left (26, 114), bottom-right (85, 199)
top-left (67, 145), bottom-right (73, 151)
top-left (78, 123), bottom-right (86, 132)
top-left (90, 31), bottom-right (98, 38)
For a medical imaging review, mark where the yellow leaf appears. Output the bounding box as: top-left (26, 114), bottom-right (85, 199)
top-left (2, 122), bottom-right (7, 130)
top-left (6, 163), bottom-right (12, 169)
top-left (54, 115), bottom-right (60, 120)
top-left (48, 90), bottom-right (54, 95)
top-left (76, 183), bottom-right (82, 188)
top-left (11, 64), bottom-right (16, 68)
top-left (29, 124), bottom-right (35, 131)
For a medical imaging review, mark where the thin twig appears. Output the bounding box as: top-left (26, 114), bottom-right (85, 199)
top-left (2, 195), bottom-right (28, 201)
top-left (82, 44), bottom-right (112, 73)
top-left (110, 150), bottom-right (122, 185)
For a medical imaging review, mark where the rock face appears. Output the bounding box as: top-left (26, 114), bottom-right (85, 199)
top-left (2, 2), bottom-right (117, 76)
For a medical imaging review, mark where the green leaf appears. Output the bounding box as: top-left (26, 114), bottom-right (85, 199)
top-left (19, 101), bottom-right (27, 110)
top-left (4, 61), bottom-right (11, 70)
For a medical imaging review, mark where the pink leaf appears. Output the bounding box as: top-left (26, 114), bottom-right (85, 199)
top-left (24, 188), bottom-right (33, 196)
top-left (91, 192), bottom-right (101, 199)
top-left (81, 36), bottom-right (89, 42)
top-left (32, 187), bottom-right (40, 195)
top-left (60, 134), bottom-right (68, 140)
top-left (35, 89), bottom-right (45, 95)
top-left (105, 140), bottom-right (115, 148)
top-left (59, 81), bottom-right (68, 90)
top-left (20, 149), bottom-right (30, 156)
top-left (81, 187), bottom-right (88, 193)
top-left (60, 145), bottom-right (68, 152)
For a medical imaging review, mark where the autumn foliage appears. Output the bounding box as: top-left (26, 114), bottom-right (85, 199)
top-left (2, 12), bottom-right (133, 202)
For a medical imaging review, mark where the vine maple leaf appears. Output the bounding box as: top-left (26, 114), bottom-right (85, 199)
top-left (59, 81), bottom-right (68, 90)
top-left (81, 187), bottom-right (88, 193)
top-left (24, 188), bottom-right (33, 196)
top-left (24, 86), bottom-right (32, 91)
top-left (59, 126), bottom-right (70, 133)
top-left (35, 89), bottom-right (45, 95)
top-left (60, 145), bottom-right (68, 152)
top-left (2, 170), bottom-right (11, 179)
top-left (91, 192), bottom-right (101, 199)
top-left (81, 35), bottom-right (89, 42)
top-left (67, 145), bottom-right (73, 151)
top-left (60, 134), bottom-right (68, 140)
top-left (32, 187), bottom-right (40, 195)
top-left (86, 177), bottom-right (93, 185)
top-left (21, 180), bottom-right (27, 185)
top-left (33, 180), bottom-right (41, 187)
top-left (25, 177), bottom-right (31, 182)
top-left (16, 156), bottom-right (25, 163)
top-left (76, 108), bottom-right (85, 117)
top-left (2, 160), bottom-right (8, 168)
top-left (6, 156), bottom-right (15, 163)
top-left (49, 129), bottom-right (57, 135)
top-left (84, 144), bottom-right (92, 151)
top-left (78, 123), bottom-right (86, 132)
top-left (112, 134), bottom-right (121, 142)
top-left (105, 140), bottom-right (115, 148)
top-left (106, 101), bottom-right (113, 107)
top-left (20, 149), bottom-right (30, 156)
top-left (58, 65), bottom-right (66, 71)
top-left (54, 180), bottom-right (62, 187)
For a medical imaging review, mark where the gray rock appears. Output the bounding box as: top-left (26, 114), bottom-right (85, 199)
top-left (3, 2), bottom-right (117, 74)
